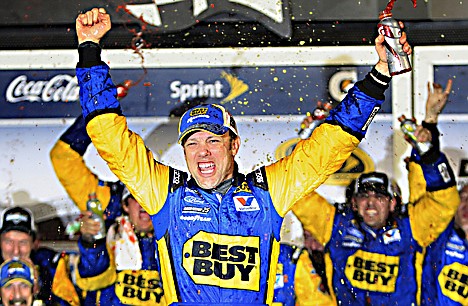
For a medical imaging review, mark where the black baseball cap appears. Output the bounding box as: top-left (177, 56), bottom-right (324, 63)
top-left (0, 207), bottom-right (36, 238)
top-left (354, 172), bottom-right (393, 198)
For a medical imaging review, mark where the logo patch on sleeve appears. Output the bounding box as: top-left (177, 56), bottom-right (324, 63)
top-left (233, 196), bottom-right (260, 211)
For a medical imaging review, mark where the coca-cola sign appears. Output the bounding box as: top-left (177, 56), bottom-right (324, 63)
top-left (6, 74), bottom-right (79, 103)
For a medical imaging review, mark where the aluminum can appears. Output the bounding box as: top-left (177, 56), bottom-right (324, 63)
top-left (378, 12), bottom-right (412, 76)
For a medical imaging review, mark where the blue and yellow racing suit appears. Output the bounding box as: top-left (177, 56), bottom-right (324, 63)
top-left (410, 124), bottom-right (468, 306)
top-left (75, 226), bottom-right (165, 305)
top-left (50, 115), bottom-right (124, 224)
top-left (51, 116), bottom-right (166, 304)
top-left (421, 221), bottom-right (468, 305)
top-left (273, 244), bottom-right (333, 306)
top-left (76, 41), bottom-right (390, 305)
top-left (293, 151), bottom-right (459, 305)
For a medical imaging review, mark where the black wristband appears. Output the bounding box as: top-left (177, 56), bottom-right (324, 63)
top-left (370, 66), bottom-right (392, 85)
top-left (77, 41), bottom-right (102, 68)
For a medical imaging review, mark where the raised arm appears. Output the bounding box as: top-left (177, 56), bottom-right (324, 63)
top-left (406, 79), bottom-right (460, 247)
top-left (74, 8), bottom-right (170, 215)
top-left (267, 25), bottom-right (412, 215)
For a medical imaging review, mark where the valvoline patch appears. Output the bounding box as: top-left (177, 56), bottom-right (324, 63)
top-left (233, 196), bottom-right (260, 212)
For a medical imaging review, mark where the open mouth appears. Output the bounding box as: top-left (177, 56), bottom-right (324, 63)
top-left (365, 209), bottom-right (378, 217)
top-left (198, 162), bottom-right (215, 175)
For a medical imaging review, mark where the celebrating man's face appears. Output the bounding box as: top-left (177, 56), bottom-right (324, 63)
top-left (1, 281), bottom-right (33, 306)
top-left (0, 231), bottom-right (33, 261)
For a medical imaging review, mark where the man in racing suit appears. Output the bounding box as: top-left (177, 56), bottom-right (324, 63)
top-left (292, 124), bottom-right (459, 304)
top-left (76, 188), bottom-right (165, 305)
top-left (74, 7), bottom-right (411, 305)
top-left (50, 116), bottom-right (165, 305)
top-left (421, 183), bottom-right (468, 305)
top-left (410, 80), bottom-right (468, 306)
top-left (50, 115), bottom-right (124, 227)
top-left (273, 212), bottom-right (332, 306)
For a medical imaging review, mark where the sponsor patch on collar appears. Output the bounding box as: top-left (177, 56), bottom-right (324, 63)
top-left (382, 228), bottom-right (401, 244)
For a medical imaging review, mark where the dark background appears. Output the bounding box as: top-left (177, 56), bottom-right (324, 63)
top-left (0, 0), bottom-right (467, 50)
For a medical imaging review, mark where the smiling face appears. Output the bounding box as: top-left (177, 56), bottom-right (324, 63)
top-left (352, 191), bottom-right (396, 229)
top-left (1, 281), bottom-right (33, 306)
top-left (0, 231), bottom-right (33, 261)
top-left (183, 131), bottom-right (240, 189)
top-left (455, 185), bottom-right (468, 234)
top-left (123, 197), bottom-right (153, 233)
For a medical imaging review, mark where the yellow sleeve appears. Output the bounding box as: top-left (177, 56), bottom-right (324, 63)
top-left (50, 139), bottom-right (111, 211)
top-left (52, 255), bottom-right (81, 306)
top-left (407, 161), bottom-right (427, 204)
top-left (86, 114), bottom-right (170, 215)
top-left (266, 123), bottom-right (359, 216)
top-left (291, 192), bottom-right (335, 246)
top-left (294, 251), bottom-right (334, 306)
top-left (407, 161), bottom-right (460, 247)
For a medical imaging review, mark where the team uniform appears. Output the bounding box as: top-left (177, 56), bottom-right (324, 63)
top-left (0, 206), bottom-right (82, 306)
top-left (406, 124), bottom-right (468, 306)
top-left (420, 221), bottom-right (468, 305)
top-left (273, 244), bottom-right (333, 306)
top-left (76, 41), bottom-right (390, 305)
top-left (50, 116), bottom-right (165, 305)
top-left (50, 115), bottom-right (124, 224)
top-left (293, 152), bottom-right (459, 305)
top-left (75, 217), bottom-right (165, 305)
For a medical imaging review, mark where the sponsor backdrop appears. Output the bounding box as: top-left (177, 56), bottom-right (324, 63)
top-left (0, 46), bottom-right (467, 240)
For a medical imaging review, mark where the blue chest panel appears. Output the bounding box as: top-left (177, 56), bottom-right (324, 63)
top-left (328, 211), bottom-right (420, 305)
top-left (422, 223), bottom-right (468, 306)
top-left (152, 169), bottom-right (283, 303)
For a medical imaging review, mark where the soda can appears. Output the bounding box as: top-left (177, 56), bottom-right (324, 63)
top-left (378, 12), bottom-right (412, 76)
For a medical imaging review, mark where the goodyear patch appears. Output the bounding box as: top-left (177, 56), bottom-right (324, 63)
top-left (438, 262), bottom-right (468, 304)
top-left (382, 228), bottom-right (401, 245)
top-left (115, 270), bottom-right (164, 305)
top-left (344, 250), bottom-right (399, 293)
top-left (182, 231), bottom-right (260, 291)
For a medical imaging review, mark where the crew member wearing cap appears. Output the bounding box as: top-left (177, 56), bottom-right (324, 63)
top-left (292, 110), bottom-right (459, 304)
top-left (74, 187), bottom-right (165, 305)
top-left (0, 207), bottom-right (36, 262)
top-left (0, 259), bottom-right (36, 306)
top-left (0, 207), bottom-right (81, 305)
top-left (74, 7), bottom-right (412, 305)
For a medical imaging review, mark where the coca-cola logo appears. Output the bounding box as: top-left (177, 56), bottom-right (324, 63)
top-left (6, 74), bottom-right (80, 103)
